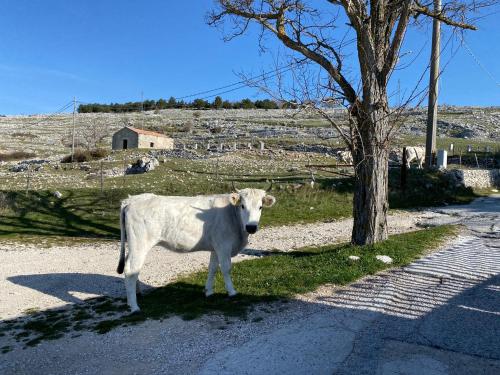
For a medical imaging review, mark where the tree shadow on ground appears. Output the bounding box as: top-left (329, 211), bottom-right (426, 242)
top-left (0, 190), bottom-right (120, 239)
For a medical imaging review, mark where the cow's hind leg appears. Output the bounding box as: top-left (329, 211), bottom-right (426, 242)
top-left (124, 242), bottom-right (150, 313)
top-left (218, 252), bottom-right (237, 297)
top-left (205, 251), bottom-right (219, 297)
top-left (124, 273), bottom-right (140, 313)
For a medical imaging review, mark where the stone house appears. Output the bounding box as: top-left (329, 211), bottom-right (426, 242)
top-left (111, 126), bottom-right (174, 150)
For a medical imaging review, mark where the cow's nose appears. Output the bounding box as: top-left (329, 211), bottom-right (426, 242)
top-left (246, 224), bottom-right (258, 234)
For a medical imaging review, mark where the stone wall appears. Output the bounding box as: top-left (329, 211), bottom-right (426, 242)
top-left (137, 134), bottom-right (174, 150)
top-left (446, 169), bottom-right (500, 188)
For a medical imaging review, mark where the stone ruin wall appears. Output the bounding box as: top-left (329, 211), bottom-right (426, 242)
top-left (447, 169), bottom-right (500, 188)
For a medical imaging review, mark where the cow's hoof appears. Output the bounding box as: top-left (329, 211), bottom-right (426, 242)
top-left (129, 308), bottom-right (141, 316)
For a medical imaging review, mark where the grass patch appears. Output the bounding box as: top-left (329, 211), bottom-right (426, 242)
top-left (0, 225), bottom-right (456, 348)
top-left (0, 168), bottom-right (476, 241)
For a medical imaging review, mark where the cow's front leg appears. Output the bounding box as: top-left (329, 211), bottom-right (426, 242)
top-left (205, 251), bottom-right (219, 297)
top-left (218, 252), bottom-right (237, 297)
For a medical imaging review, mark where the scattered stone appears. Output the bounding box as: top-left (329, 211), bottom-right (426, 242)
top-left (79, 164), bottom-right (91, 172)
top-left (348, 255), bottom-right (360, 261)
top-left (53, 191), bottom-right (62, 199)
top-left (9, 164), bottom-right (29, 172)
top-left (375, 255), bottom-right (393, 264)
top-left (125, 157), bottom-right (159, 174)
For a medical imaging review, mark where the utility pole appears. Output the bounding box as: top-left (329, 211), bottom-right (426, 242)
top-left (71, 96), bottom-right (76, 163)
top-left (141, 91), bottom-right (144, 129)
top-left (425, 0), bottom-right (441, 168)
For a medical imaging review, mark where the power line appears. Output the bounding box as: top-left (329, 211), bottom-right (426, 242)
top-left (25, 101), bottom-right (74, 126)
top-left (174, 60), bottom-right (304, 100)
top-left (76, 60), bottom-right (305, 107)
top-left (460, 36), bottom-right (500, 87)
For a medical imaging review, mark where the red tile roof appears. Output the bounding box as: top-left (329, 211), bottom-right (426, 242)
top-left (126, 126), bottom-right (170, 138)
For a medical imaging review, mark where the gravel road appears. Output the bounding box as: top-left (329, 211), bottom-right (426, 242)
top-left (1, 198), bottom-right (499, 374)
top-left (0, 210), bottom-right (436, 320)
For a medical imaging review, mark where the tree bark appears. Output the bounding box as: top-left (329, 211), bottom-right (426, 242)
top-left (352, 144), bottom-right (389, 245)
top-left (351, 89), bottom-right (390, 245)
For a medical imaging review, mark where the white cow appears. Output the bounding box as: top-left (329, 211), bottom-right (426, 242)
top-left (405, 146), bottom-right (426, 169)
top-left (337, 150), bottom-right (353, 165)
top-left (117, 188), bottom-right (276, 313)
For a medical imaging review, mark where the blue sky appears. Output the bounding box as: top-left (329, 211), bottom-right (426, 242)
top-left (0, 1), bottom-right (499, 114)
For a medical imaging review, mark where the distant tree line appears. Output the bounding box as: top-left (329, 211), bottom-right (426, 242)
top-left (77, 96), bottom-right (288, 113)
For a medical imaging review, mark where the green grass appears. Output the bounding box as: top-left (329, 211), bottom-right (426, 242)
top-left (0, 225), bottom-right (457, 348)
top-left (0, 169), bottom-right (477, 241)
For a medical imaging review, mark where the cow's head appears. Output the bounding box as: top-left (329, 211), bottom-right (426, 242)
top-left (230, 188), bottom-right (276, 234)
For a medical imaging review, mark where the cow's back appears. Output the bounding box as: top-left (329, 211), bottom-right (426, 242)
top-left (123, 193), bottom-right (243, 253)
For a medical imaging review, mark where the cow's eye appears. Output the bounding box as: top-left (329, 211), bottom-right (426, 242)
top-left (241, 205), bottom-right (245, 210)
top-left (259, 206), bottom-right (262, 210)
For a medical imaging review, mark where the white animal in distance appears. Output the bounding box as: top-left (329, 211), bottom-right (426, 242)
top-left (336, 150), bottom-right (353, 165)
top-left (117, 188), bottom-right (276, 313)
top-left (405, 146), bottom-right (425, 169)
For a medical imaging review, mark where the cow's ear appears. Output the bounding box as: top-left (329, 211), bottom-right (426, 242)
top-left (229, 193), bottom-right (240, 206)
top-left (262, 195), bottom-right (276, 207)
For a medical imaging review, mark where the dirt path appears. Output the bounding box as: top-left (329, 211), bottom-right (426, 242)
top-left (0, 209), bottom-right (438, 320)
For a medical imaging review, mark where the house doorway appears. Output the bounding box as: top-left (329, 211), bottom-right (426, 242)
top-left (123, 139), bottom-right (128, 149)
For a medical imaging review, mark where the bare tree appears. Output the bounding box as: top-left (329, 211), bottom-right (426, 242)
top-left (79, 118), bottom-right (110, 151)
top-left (208, 0), bottom-right (493, 245)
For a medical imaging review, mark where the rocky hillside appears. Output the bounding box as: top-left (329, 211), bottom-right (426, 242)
top-left (0, 106), bottom-right (497, 158)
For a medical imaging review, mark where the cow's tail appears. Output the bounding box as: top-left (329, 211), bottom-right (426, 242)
top-left (117, 203), bottom-right (127, 274)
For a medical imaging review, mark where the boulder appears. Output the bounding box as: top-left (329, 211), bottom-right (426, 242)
top-left (125, 157), bottom-right (159, 175)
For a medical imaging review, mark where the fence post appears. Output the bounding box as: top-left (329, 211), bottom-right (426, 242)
top-left (122, 155), bottom-right (127, 188)
top-left (474, 153), bottom-right (480, 169)
top-left (100, 160), bottom-right (104, 194)
top-left (401, 147), bottom-right (407, 192)
top-left (26, 164), bottom-right (31, 195)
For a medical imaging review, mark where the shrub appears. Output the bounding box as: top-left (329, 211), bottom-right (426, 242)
top-left (0, 151), bottom-right (36, 162)
top-left (90, 148), bottom-right (109, 159)
top-left (11, 132), bottom-right (38, 139)
top-left (0, 192), bottom-right (14, 214)
top-left (179, 121), bottom-right (193, 133)
top-left (61, 148), bottom-right (109, 163)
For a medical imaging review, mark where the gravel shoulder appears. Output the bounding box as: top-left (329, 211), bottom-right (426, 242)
top-left (0, 209), bottom-right (439, 320)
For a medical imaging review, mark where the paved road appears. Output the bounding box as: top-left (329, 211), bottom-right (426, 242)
top-left (1, 196), bottom-right (499, 374)
top-left (201, 195), bottom-right (500, 375)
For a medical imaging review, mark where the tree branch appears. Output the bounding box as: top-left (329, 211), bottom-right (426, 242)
top-left (412, 1), bottom-right (478, 30)
top-left (383, 1), bottom-right (412, 77)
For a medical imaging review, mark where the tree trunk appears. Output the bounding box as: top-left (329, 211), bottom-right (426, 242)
top-left (351, 97), bottom-right (390, 245)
